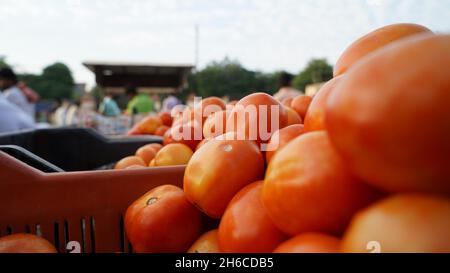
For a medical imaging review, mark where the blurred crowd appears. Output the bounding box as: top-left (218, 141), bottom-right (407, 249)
top-left (0, 67), bottom-right (302, 135)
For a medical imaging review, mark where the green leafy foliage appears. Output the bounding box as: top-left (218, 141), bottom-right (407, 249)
top-left (292, 59), bottom-right (333, 91)
top-left (18, 62), bottom-right (75, 100)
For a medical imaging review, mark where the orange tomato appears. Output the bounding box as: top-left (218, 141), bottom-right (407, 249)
top-left (334, 23), bottom-right (432, 76)
top-left (265, 124), bottom-right (304, 163)
top-left (163, 121), bottom-right (203, 151)
top-left (134, 116), bottom-right (163, 135)
top-left (125, 165), bottom-right (147, 170)
top-left (273, 233), bottom-right (340, 253)
top-left (187, 230), bottom-right (220, 253)
top-left (115, 156), bottom-right (146, 170)
top-left (158, 111), bottom-right (173, 127)
top-left (203, 110), bottom-right (230, 139)
top-left (218, 181), bottom-right (287, 253)
top-left (262, 131), bottom-right (381, 236)
top-left (304, 75), bottom-right (344, 132)
top-left (326, 34), bottom-right (450, 195)
top-left (342, 194), bottom-right (450, 253)
top-left (281, 97), bottom-right (293, 107)
top-left (154, 125), bottom-right (170, 137)
top-left (125, 185), bottom-right (202, 253)
top-left (141, 143), bottom-right (163, 153)
top-left (291, 95), bottom-right (312, 121)
top-left (135, 146), bottom-right (157, 165)
top-left (184, 137), bottom-right (265, 218)
top-left (285, 107), bottom-right (302, 126)
top-left (195, 138), bottom-right (209, 151)
top-left (0, 234), bottom-right (57, 253)
top-left (148, 159), bottom-right (156, 167)
top-left (154, 143), bottom-right (193, 166)
top-left (226, 92), bottom-right (288, 145)
top-left (194, 97), bottom-right (226, 123)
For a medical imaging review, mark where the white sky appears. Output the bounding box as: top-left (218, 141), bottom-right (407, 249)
top-left (1, 0), bottom-right (449, 88)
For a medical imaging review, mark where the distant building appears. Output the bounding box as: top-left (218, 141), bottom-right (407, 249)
top-left (83, 61), bottom-right (194, 95)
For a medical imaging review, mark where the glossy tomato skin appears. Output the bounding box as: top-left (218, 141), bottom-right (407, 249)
top-left (184, 137), bottom-right (265, 218)
top-left (115, 156), bottom-right (146, 170)
top-left (194, 97), bottom-right (226, 123)
top-left (158, 111), bottom-right (173, 127)
top-left (163, 121), bottom-right (203, 151)
top-left (226, 93), bottom-right (288, 145)
top-left (218, 181), bottom-right (287, 253)
top-left (273, 233), bottom-right (340, 253)
top-left (285, 107), bottom-right (302, 126)
top-left (125, 185), bottom-right (202, 253)
top-left (265, 124), bottom-right (305, 163)
top-left (342, 194), bottom-right (450, 253)
top-left (154, 125), bottom-right (170, 137)
top-left (203, 110), bottom-right (230, 139)
top-left (187, 230), bottom-right (220, 253)
top-left (291, 95), bottom-right (312, 121)
top-left (304, 75), bottom-right (344, 132)
top-left (326, 34), bottom-right (450, 195)
top-left (0, 234), bottom-right (57, 253)
top-left (334, 23), bottom-right (431, 76)
top-left (262, 131), bottom-right (381, 236)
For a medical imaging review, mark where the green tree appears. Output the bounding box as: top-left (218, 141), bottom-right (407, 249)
top-left (21, 62), bottom-right (75, 100)
top-left (292, 59), bottom-right (333, 91)
top-left (0, 56), bottom-right (10, 69)
top-left (188, 58), bottom-right (280, 100)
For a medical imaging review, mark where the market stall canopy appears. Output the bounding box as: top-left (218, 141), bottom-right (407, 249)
top-left (83, 61), bottom-right (194, 94)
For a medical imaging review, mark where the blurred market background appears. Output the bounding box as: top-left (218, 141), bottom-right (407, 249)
top-left (1, 0), bottom-right (449, 134)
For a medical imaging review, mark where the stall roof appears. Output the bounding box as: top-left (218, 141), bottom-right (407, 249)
top-left (83, 61), bottom-right (194, 92)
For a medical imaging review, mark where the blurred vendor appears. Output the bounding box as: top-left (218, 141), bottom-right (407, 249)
top-left (99, 91), bottom-right (121, 117)
top-left (0, 67), bottom-right (36, 119)
top-left (126, 86), bottom-right (154, 114)
top-left (0, 91), bottom-right (35, 133)
top-left (273, 71), bottom-right (302, 102)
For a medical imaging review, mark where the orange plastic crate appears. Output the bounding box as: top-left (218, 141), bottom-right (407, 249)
top-left (0, 151), bottom-right (185, 253)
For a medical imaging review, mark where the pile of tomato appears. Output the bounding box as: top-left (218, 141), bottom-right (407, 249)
top-left (120, 24), bottom-right (450, 253)
top-left (1, 23), bottom-right (449, 253)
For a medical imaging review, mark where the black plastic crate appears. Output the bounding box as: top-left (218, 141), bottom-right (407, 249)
top-left (0, 127), bottom-right (162, 172)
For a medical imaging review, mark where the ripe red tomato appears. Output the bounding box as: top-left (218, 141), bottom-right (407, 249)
top-left (125, 185), bottom-right (202, 253)
top-left (163, 121), bottom-right (203, 151)
top-left (226, 93), bottom-right (288, 145)
top-left (342, 194), bottom-right (450, 253)
top-left (184, 136), bottom-right (265, 218)
top-left (218, 181), bottom-right (287, 253)
top-left (0, 234), bottom-right (57, 253)
top-left (194, 97), bottom-right (226, 123)
top-left (158, 111), bottom-right (173, 127)
top-left (262, 131), bottom-right (381, 236)
top-left (187, 230), bottom-right (220, 253)
top-left (291, 95), bottom-right (312, 120)
top-left (265, 124), bottom-right (304, 163)
top-left (304, 75), bottom-right (344, 132)
top-left (326, 34), bottom-right (450, 195)
top-left (273, 233), bottom-right (341, 253)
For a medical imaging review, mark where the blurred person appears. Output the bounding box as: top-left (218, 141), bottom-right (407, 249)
top-left (0, 91), bottom-right (35, 133)
top-left (151, 94), bottom-right (161, 112)
top-left (0, 67), bottom-right (35, 118)
top-left (273, 71), bottom-right (302, 102)
top-left (17, 81), bottom-right (40, 104)
top-left (99, 90), bottom-right (121, 117)
top-left (126, 86), bottom-right (154, 114)
top-left (162, 94), bottom-right (181, 112)
top-left (186, 92), bottom-right (197, 108)
top-left (53, 99), bottom-right (71, 126)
